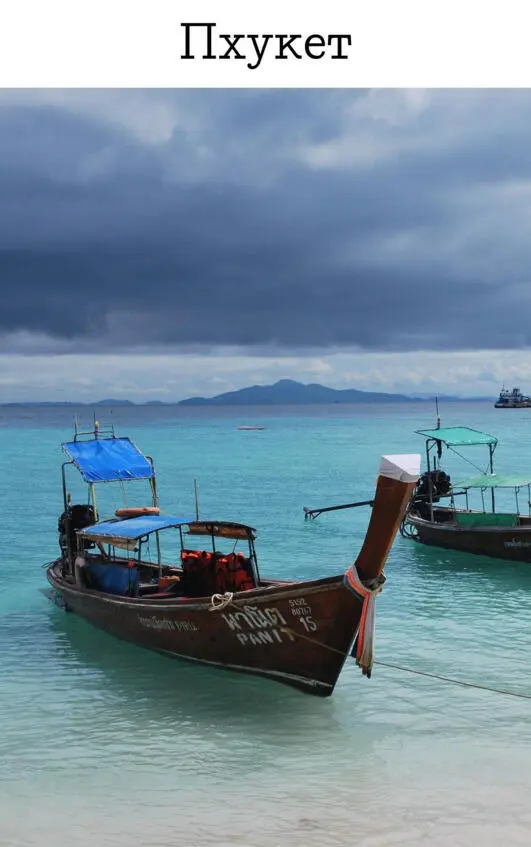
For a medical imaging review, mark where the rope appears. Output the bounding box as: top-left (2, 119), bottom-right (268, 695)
top-left (374, 660), bottom-right (531, 701)
top-left (280, 625), bottom-right (347, 655)
top-left (280, 627), bottom-right (531, 702)
top-left (206, 591), bottom-right (531, 701)
top-left (400, 513), bottom-right (419, 539)
top-left (447, 445), bottom-right (490, 475)
top-left (208, 592), bottom-right (234, 611)
top-left (119, 479), bottom-right (128, 507)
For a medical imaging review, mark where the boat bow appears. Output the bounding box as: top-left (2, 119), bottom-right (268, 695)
top-left (344, 453), bottom-right (420, 676)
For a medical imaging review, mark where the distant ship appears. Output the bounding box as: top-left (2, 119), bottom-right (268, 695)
top-left (494, 386), bottom-right (531, 408)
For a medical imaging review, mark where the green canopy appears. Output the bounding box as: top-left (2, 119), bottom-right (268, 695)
top-left (416, 426), bottom-right (498, 447)
top-left (455, 474), bottom-right (531, 489)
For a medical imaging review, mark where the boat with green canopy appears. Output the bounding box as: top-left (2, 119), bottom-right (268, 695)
top-left (400, 424), bottom-right (531, 561)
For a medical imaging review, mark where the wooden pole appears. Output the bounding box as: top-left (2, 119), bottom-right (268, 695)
top-left (194, 479), bottom-right (200, 521)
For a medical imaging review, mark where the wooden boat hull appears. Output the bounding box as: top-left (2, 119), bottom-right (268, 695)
top-left (46, 564), bottom-right (363, 696)
top-left (406, 513), bottom-right (531, 562)
top-left (45, 451), bottom-right (421, 696)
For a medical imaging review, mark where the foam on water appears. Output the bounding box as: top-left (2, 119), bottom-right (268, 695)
top-left (1, 402), bottom-right (531, 846)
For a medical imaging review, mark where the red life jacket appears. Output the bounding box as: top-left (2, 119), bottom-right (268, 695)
top-left (231, 568), bottom-right (254, 591)
top-left (214, 555), bottom-right (230, 592)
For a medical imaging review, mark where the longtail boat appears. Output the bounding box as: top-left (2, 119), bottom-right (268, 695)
top-left (45, 422), bottom-right (420, 696)
top-left (400, 424), bottom-right (531, 562)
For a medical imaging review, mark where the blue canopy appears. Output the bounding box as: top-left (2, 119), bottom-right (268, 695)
top-left (78, 514), bottom-right (194, 542)
top-left (62, 437), bottom-right (154, 483)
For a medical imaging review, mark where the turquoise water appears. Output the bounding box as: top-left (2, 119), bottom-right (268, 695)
top-left (2, 402), bottom-right (531, 847)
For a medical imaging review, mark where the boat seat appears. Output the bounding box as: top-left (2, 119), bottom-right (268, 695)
top-left (139, 582), bottom-right (162, 594)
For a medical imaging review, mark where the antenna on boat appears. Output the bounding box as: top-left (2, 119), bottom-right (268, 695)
top-left (194, 479), bottom-right (200, 521)
top-left (73, 414), bottom-right (78, 441)
top-left (93, 412), bottom-right (100, 439)
top-left (435, 395), bottom-right (440, 429)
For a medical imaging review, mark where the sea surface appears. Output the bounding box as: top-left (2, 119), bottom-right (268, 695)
top-left (1, 401), bottom-right (531, 847)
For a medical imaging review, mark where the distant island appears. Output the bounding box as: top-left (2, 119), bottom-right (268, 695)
top-left (2, 380), bottom-right (491, 406)
top-left (178, 379), bottom-right (419, 405)
top-left (177, 380), bottom-right (487, 405)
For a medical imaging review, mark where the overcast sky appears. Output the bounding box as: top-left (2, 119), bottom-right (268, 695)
top-left (1, 88), bottom-right (530, 401)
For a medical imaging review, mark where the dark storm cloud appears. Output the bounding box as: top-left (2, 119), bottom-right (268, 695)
top-left (1, 89), bottom-right (531, 352)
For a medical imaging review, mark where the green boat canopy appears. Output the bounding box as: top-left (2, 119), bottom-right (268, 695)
top-left (455, 474), bottom-right (531, 489)
top-left (416, 426), bottom-right (498, 447)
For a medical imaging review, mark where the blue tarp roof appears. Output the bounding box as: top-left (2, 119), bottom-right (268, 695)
top-left (62, 437), bottom-right (154, 483)
top-left (78, 514), bottom-right (194, 541)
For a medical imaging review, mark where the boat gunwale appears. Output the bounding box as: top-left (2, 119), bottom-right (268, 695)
top-left (406, 511), bottom-right (531, 534)
top-left (46, 562), bottom-right (347, 612)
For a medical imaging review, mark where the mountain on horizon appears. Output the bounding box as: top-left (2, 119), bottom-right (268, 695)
top-left (94, 399), bottom-right (135, 406)
top-left (0, 380), bottom-right (491, 406)
top-left (178, 378), bottom-right (420, 406)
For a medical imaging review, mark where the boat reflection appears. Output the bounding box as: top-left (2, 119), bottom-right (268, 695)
top-left (45, 607), bottom-right (341, 737)
top-left (407, 539), bottom-right (531, 587)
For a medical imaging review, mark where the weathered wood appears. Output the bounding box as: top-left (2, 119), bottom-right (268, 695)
top-left (46, 569), bottom-right (362, 696)
top-left (46, 453), bottom-right (420, 696)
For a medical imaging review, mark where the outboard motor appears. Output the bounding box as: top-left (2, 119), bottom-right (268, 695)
top-left (58, 504), bottom-right (96, 558)
top-left (413, 469), bottom-right (452, 502)
top-left (408, 469), bottom-right (452, 520)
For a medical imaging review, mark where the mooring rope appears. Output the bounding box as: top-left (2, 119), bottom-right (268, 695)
top-left (208, 591), bottom-right (234, 611)
top-left (207, 592), bottom-right (531, 701)
top-left (373, 661), bottom-right (531, 700)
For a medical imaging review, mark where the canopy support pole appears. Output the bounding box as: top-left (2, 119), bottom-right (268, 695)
top-left (194, 479), bottom-right (200, 521)
top-left (146, 459), bottom-right (158, 507)
top-left (156, 531), bottom-right (162, 579)
top-left (249, 538), bottom-right (260, 586)
top-left (89, 483), bottom-right (98, 521)
top-left (489, 444), bottom-right (495, 512)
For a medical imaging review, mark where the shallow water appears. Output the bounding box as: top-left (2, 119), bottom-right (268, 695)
top-left (1, 402), bottom-right (531, 846)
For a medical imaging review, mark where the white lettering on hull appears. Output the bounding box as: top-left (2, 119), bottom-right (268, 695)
top-left (236, 628), bottom-right (296, 646)
top-left (221, 606), bottom-right (288, 632)
top-left (289, 597), bottom-right (317, 632)
top-left (138, 616), bottom-right (199, 632)
top-left (221, 601), bottom-right (318, 647)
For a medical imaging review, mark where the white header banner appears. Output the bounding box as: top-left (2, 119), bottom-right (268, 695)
top-left (0, 0), bottom-right (529, 88)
